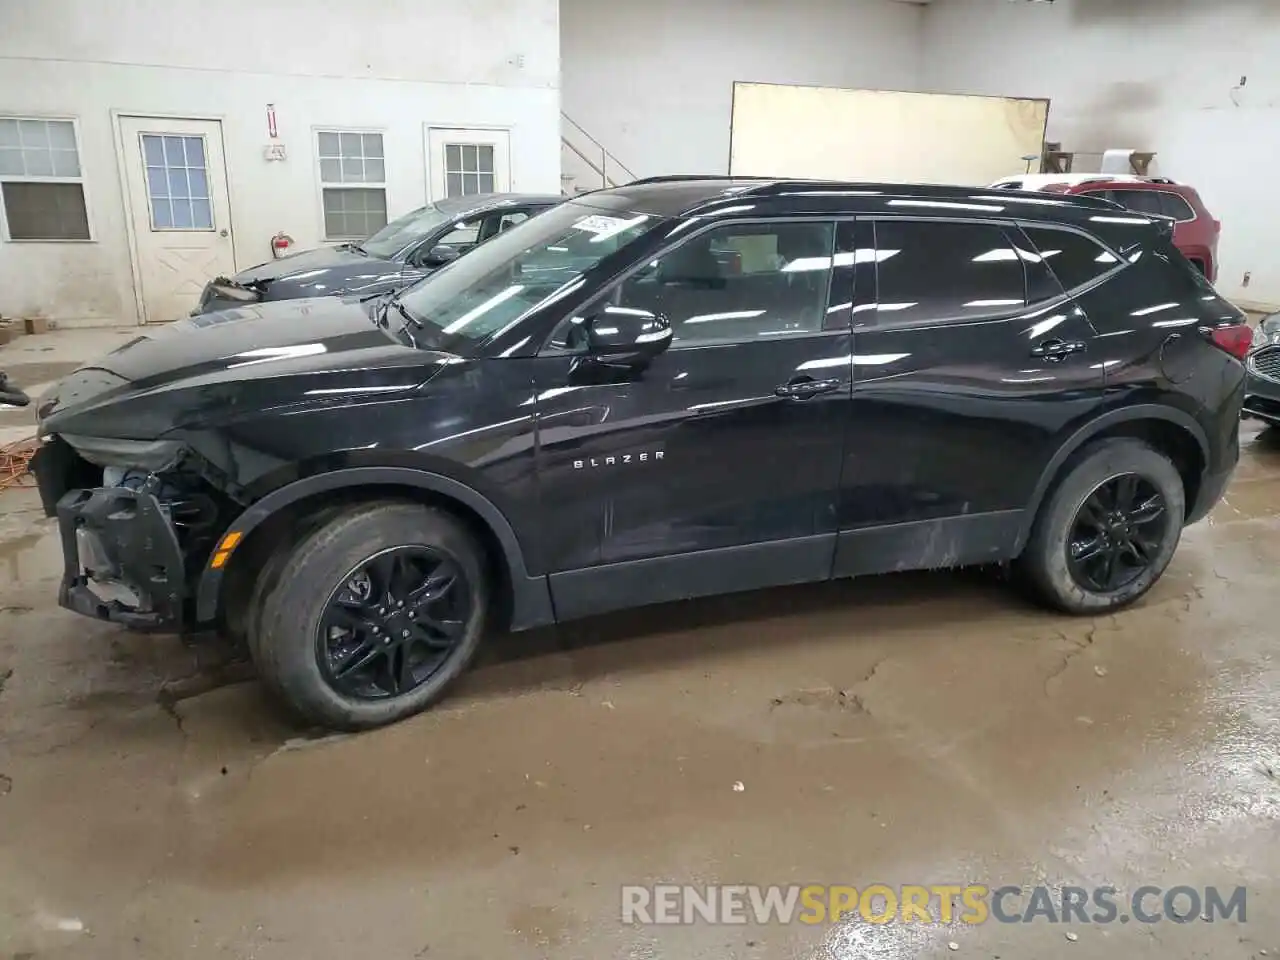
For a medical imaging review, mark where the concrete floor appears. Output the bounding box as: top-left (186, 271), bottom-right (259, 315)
top-left (1, 335), bottom-right (1278, 959)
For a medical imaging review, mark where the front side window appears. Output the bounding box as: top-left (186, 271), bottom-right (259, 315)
top-left (394, 200), bottom-right (657, 352)
top-left (0, 118), bottom-right (90, 241)
top-left (583, 220), bottom-right (838, 347)
top-left (360, 204), bottom-right (452, 258)
top-left (1020, 225), bottom-right (1120, 293)
top-left (317, 130), bottom-right (387, 240)
top-left (869, 220), bottom-right (1026, 326)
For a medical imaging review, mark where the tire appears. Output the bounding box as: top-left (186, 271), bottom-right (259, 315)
top-left (1017, 438), bottom-right (1186, 615)
top-left (252, 501), bottom-right (489, 731)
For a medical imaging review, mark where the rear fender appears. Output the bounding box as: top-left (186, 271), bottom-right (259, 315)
top-left (1015, 404), bottom-right (1209, 551)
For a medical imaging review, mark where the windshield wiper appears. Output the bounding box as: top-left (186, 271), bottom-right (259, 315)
top-left (375, 294), bottom-right (423, 348)
top-left (388, 296), bottom-right (421, 330)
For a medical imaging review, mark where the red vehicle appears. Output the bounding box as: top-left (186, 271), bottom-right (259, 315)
top-left (989, 174), bottom-right (1221, 282)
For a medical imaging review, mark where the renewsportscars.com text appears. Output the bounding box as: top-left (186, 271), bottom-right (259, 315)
top-left (621, 884), bottom-right (1247, 926)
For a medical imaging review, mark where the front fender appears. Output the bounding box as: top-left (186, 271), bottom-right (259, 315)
top-left (194, 467), bottom-right (555, 630)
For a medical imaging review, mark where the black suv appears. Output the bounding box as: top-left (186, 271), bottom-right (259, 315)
top-left (32, 178), bottom-right (1249, 731)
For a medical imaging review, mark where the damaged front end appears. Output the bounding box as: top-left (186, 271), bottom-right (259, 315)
top-left (31, 435), bottom-right (237, 632)
top-left (192, 276), bottom-right (265, 315)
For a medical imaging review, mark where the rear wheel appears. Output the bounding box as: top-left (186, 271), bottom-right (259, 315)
top-left (1017, 438), bottom-right (1185, 614)
top-left (252, 502), bottom-right (489, 730)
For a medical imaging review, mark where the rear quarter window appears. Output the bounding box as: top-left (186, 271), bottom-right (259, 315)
top-left (1157, 192), bottom-right (1197, 222)
top-left (1019, 225), bottom-right (1122, 293)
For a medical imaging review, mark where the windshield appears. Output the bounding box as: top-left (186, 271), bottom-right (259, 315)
top-left (395, 200), bottom-right (658, 350)
top-left (360, 204), bottom-right (454, 258)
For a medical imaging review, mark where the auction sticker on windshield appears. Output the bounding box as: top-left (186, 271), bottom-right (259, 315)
top-left (572, 214), bottom-right (649, 240)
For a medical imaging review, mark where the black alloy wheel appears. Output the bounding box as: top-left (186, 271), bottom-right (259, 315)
top-left (1066, 472), bottom-right (1170, 593)
top-left (316, 545), bottom-right (472, 700)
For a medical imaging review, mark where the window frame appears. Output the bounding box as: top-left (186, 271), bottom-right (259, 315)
top-left (1014, 221), bottom-right (1129, 301)
top-left (312, 125), bottom-right (389, 242)
top-left (1079, 188), bottom-right (1197, 224)
top-left (0, 114), bottom-right (94, 243)
top-left (538, 215), bottom-right (855, 356)
top-left (860, 216), bottom-right (1033, 332)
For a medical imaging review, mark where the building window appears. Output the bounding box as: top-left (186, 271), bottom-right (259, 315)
top-left (142, 134), bottom-right (213, 230)
top-left (0, 118), bottom-right (90, 241)
top-left (317, 130), bottom-right (387, 239)
top-left (444, 143), bottom-right (496, 198)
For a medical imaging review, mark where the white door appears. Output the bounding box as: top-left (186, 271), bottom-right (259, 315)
top-left (119, 116), bottom-right (235, 324)
top-left (425, 127), bottom-right (511, 201)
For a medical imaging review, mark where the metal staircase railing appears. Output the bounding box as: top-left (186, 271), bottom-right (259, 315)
top-left (560, 113), bottom-right (637, 193)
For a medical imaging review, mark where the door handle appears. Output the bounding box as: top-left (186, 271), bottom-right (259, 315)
top-left (1031, 338), bottom-right (1087, 361)
top-left (775, 377), bottom-right (841, 399)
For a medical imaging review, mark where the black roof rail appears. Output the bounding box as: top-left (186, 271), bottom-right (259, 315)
top-left (623, 174), bottom-right (777, 186)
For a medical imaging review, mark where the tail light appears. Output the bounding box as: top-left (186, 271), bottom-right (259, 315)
top-left (1204, 323), bottom-right (1252, 360)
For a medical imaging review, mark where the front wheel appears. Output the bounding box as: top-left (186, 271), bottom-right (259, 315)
top-left (1017, 438), bottom-right (1186, 615)
top-left (252, 502), bottom-right (489, 731)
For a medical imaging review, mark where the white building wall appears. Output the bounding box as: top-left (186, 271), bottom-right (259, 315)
top-left (919, 0), bottom-right (1280, 307)
top-left (0, 0), bottom-right (561, 326)
top-left (560, 0), bottom-right (923, 181)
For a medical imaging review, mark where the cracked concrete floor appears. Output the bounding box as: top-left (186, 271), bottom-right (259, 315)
top-left (1, 426), bottom-right (1279, 960)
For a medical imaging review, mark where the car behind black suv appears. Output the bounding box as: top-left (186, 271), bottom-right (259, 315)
top-left (32, 177), bottom-right (1249, 731)
top-left (193, 193), bottom-right (561, 315)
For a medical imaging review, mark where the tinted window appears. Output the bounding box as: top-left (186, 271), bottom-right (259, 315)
top-left (870, 220), bottom-right (1025, 326)
top-left (1020, 225), bottom-right (1121, 293)
top-left (554, 221), bottom-right (837, 349)
top-left (1157, 192), bottom-right (1196, 222)
top-left (1107, 189), bottom-right (1166, 217)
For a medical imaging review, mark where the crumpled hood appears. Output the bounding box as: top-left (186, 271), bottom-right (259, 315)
top-left (38, 297), bottom-right (453, 438)
top-left (232, 245), bottom-right (375, 285)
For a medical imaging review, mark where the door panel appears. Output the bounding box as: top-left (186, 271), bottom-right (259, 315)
top-left (119, 117), bottom-right (235, 324)
top-left (425, 127), bottom-right (511, 201)
top-left (533, 219), bottom-right (857, 584)
top-left (835, 218), bottom-right (1107, 575)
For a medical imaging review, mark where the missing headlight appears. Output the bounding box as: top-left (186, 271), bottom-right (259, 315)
top-left (58, 435), bottom-right (185, 472)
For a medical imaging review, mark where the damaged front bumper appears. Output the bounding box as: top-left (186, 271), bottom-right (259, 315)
top-left (54, 486), bottom-right (187, 630)
top-left (31, 437), bottom-right (219, 632)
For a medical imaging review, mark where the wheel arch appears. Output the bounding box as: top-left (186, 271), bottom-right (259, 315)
top-left (1015, 405), bottom-right (1209, 552)
top-left (195, 467), bottom-right (555, 632)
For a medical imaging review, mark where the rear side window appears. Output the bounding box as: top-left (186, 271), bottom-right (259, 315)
top-left (1107, 189), bottom-right (1166, 218)
top-left (1157, 192), bottom-right (1196, 222)
top-left (870, 220), bottom-right (1026, 326)
top-left (1020, 225), bottom-right (1121, 293)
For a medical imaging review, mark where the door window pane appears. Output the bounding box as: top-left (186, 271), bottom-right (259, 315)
top-left (870, 220), bottom-right (1026, 326)
top-left (141, 133), bottom-right (213, 231)
top-left (439, 219), bottom-right (481, 248)
top-left (604, 221), bottom-right (837, 346)
top-left (1020, 225), bottom-right (1120, 294)
top-left (443, 142), bottom-right (497, 197)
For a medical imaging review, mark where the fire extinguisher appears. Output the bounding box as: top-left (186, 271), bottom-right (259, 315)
top-left (271, 232), bottom-right (294, 259)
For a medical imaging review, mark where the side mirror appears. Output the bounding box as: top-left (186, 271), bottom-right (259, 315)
top-left (420, 243), bottom-right (460, 267)
top-left (584, 306), bottom-right (672, 367)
